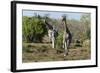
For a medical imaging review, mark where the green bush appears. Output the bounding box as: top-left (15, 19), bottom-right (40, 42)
top-left (55, 32), bottom-right (63, 49)
top-left (22, 16), bottom-right (47, 42)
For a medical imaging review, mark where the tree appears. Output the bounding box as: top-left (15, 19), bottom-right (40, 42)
top-left (22, 15), bottom-right (47, 43)
top-left (80, 14), bottom-right (91, 39)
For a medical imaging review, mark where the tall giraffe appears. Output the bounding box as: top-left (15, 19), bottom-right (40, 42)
top-left (62, 16), bottom-right (72, 56)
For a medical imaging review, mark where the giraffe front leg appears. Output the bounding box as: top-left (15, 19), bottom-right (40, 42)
top-left (52, 37), bottom-right (55, 48)
top-left (64, 42), bottom-right (68, 56)
top-left (62, 38), bottom-right (65, 48)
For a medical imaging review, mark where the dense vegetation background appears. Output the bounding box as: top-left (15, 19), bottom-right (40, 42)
top-left (22, 13), bottom-right (90, 46)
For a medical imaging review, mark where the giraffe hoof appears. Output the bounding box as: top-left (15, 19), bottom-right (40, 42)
top-left (64, 54), bottom-right (66, 56)
top-left (64, 53), bottom-right (68, 56)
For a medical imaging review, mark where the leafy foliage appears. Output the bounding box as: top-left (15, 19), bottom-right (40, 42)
top-left (22, 16), bottom-right (47, 42)
top-left (55, 32), bottom-right (63, 49)
top-left (80, 14), bottom-right (91, 39)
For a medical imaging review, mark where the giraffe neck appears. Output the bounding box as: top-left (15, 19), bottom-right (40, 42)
top-left (63, 21), bottom-right (70, 34)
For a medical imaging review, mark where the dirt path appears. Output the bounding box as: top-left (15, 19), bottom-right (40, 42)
top-left (22, 43), bottom-right (91, 63)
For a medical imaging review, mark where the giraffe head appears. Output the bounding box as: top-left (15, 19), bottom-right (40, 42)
top-left (62, 15), bottom-right (66, 22)
top-left (62, 15), bottom-right (68, 26)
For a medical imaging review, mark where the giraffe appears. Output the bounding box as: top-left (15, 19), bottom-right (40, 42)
top-left (44, 18), bottom-right (58, 48)
top-left (62, 16), bottom-right (72, 56)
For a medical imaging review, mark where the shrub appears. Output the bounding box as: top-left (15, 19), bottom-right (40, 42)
top-left (22, 16), bottom-right (47, 43)
top-left (55, 32), bottom-right (63, 49)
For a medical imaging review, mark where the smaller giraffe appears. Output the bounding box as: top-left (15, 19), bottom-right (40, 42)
top-left (44, 19), bottom-right (58, 48)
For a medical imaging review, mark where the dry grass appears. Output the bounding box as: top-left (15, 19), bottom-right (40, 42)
top-left (22, 43), bottom-right (91, 63)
